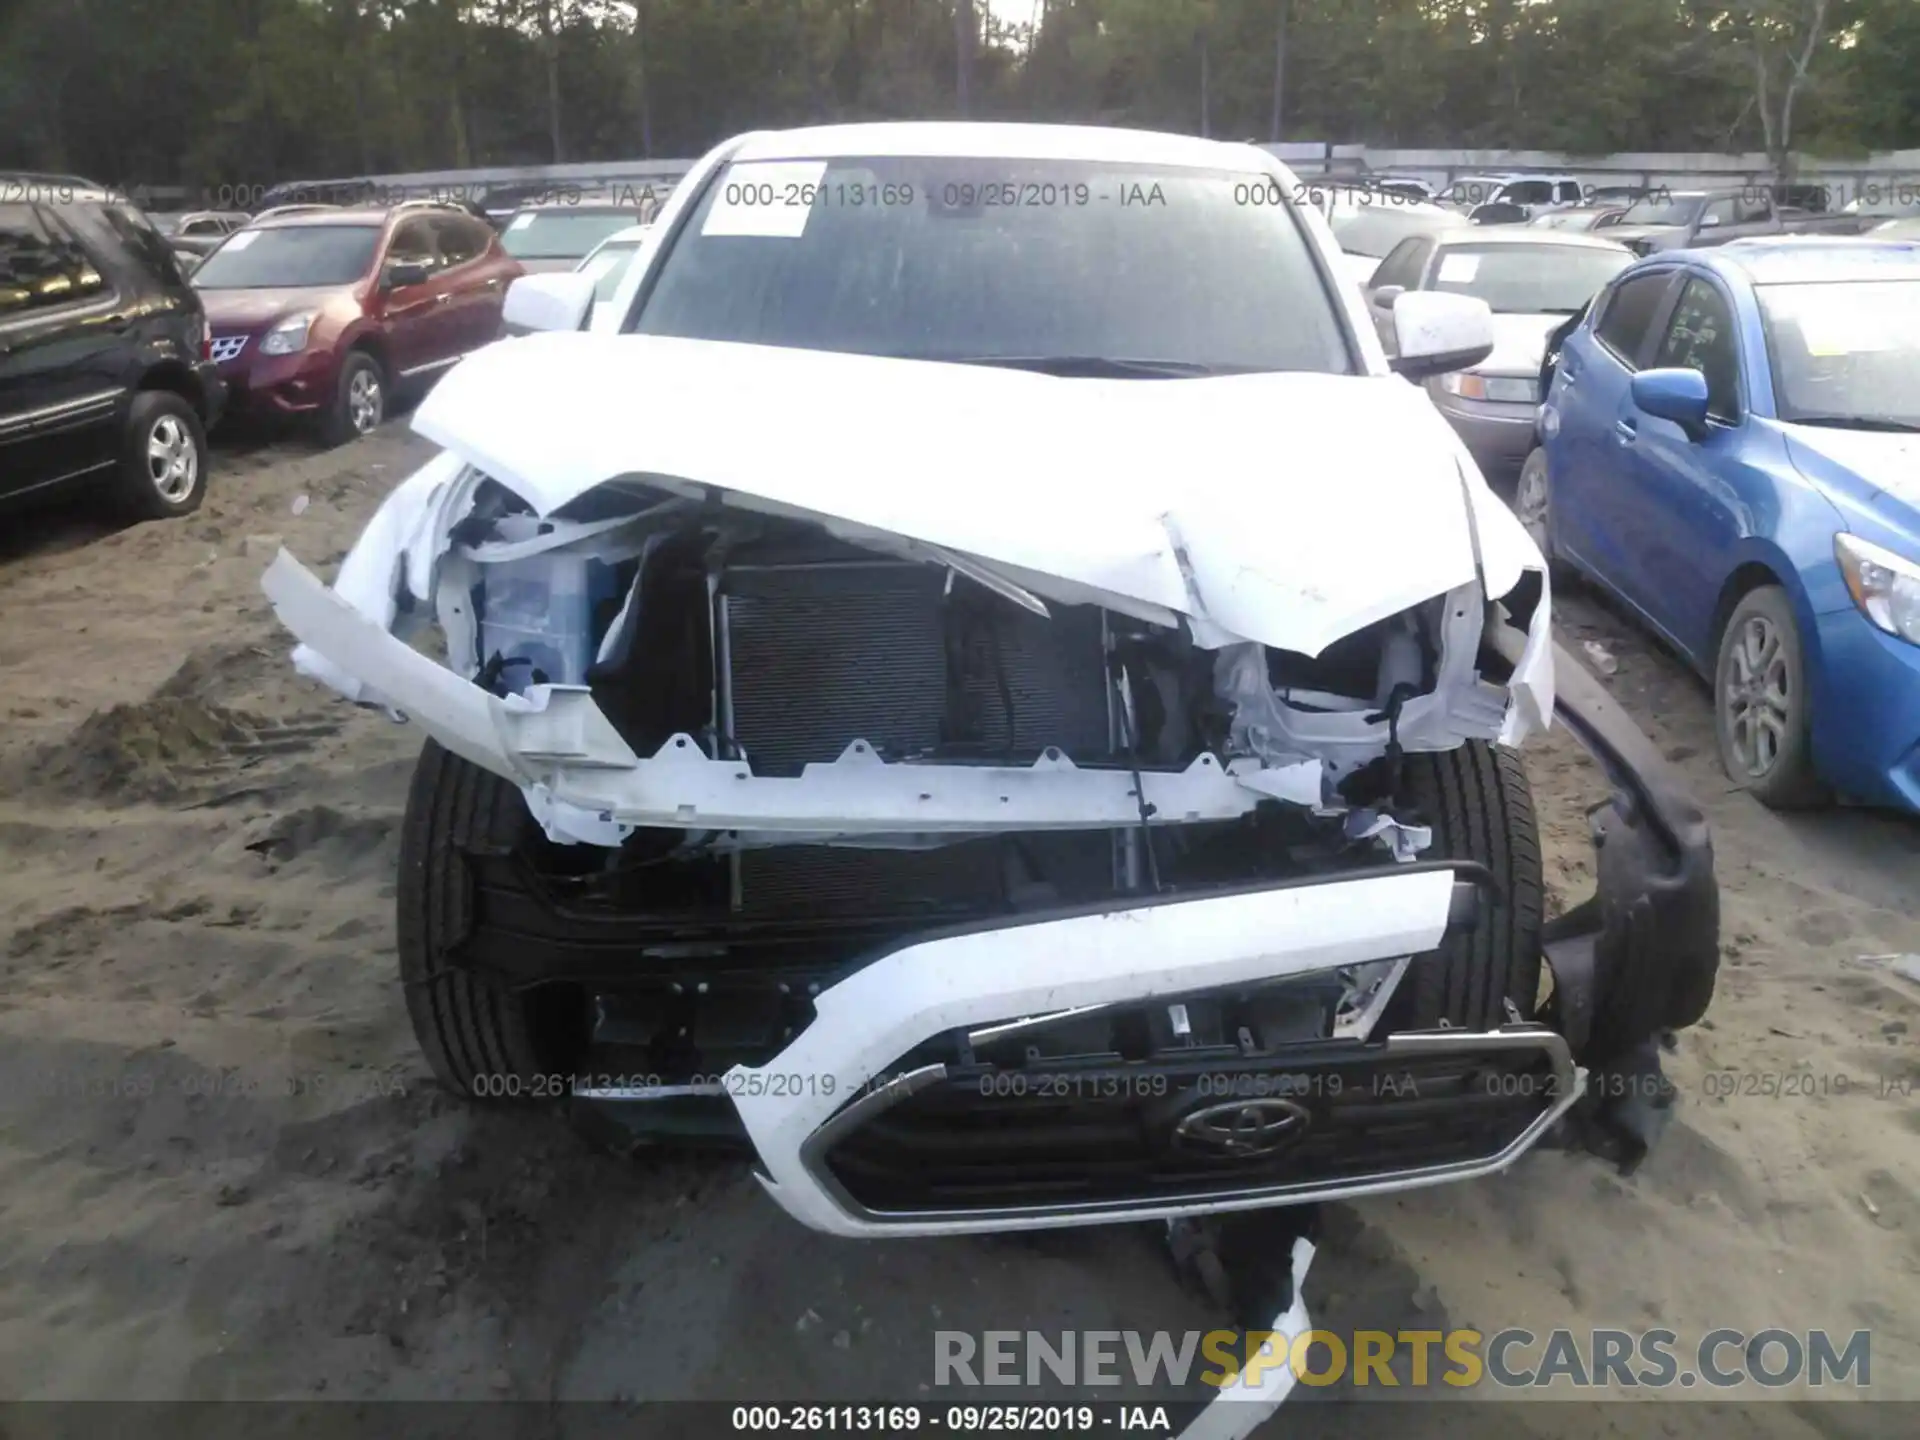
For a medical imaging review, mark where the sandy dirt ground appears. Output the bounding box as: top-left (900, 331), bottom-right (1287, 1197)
top-left (0, 418), bottom-right (1916, 1435)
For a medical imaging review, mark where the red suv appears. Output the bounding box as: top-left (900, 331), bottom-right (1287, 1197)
top-left (191, 203), bottom-right (523, 445)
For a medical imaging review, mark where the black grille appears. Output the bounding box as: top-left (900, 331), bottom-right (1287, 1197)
top-left (820, 1036), bottom-right (1564, 1216)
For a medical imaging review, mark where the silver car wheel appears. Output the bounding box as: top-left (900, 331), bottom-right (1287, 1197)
top-left (1514, 458), bottom-right (1550, 553)
top-left (348, 368), bottom-right (383, 434)
top-left (1722, 614), bottom-right (1791, 778)
top-left (147, 415), bottom-right (199, 503)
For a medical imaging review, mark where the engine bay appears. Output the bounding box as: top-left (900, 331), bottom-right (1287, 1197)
top-left (451, 480), bottom-right (1490, 923)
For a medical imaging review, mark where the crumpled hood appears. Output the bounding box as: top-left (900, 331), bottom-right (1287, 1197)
top-left (412, 332), bottom-right (1534, 657)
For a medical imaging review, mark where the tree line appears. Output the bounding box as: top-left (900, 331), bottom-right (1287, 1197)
top-left (3, 0), bottom-right (1917, 196)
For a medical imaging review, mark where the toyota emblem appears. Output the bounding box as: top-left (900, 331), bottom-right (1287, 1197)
top-left (1173, 1098), bottom-right (1312, 1158)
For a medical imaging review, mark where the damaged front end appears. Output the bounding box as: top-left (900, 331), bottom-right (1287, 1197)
top-left (262, 339), bottom-right (1716, 1242)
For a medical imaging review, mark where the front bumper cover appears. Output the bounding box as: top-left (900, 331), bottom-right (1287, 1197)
top-left (717, 861), bottom-right (1585, 1238)
top-left (711, 620), bottom-right (1718, 1238)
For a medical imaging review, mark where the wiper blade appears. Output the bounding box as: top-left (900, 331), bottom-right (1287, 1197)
top-left (1791, 414), bottom-right (1920, 434)
top-left (939, 355), bottom-right (1231, 378)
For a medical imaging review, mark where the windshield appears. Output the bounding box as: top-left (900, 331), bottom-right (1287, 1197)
top-left (502, 209), bottom-right (641, 260)
top-left (630, 156), bottom-right (1353, 374)
top-left (578, 239), bottom-right (643, 300)
top-left (1620, 194), bottom-right (1704, 226)
top-left (1759, 279), bottom-right (1920, 429)
top-left (1427, 243), bottom-right (1632, 314)
top-left (148, 213), bottom-right (184, 236)
top-left (191, 224), bottom-right (379, 288)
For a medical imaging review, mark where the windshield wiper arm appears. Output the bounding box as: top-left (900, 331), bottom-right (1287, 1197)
top-left (939, 355), bottom-right (1232, 378)
top-left (1791, 414), bottom-right (1920, 434)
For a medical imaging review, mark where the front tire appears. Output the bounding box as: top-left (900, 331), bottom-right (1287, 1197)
top-left (1513, 445), bottom-right (1578, 577)
top-left (1713, 586), bottom-right (1827, 809)
top-left (320, 350), bottom-right (386, 448)
top-left (1398, 741), bottom-right (1545, 1029)
top-left (115, 390), bottom-right (208, 521)
top-left (397, 740), bottom-right (586, 1100)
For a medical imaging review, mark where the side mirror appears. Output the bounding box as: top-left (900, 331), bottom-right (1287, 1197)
top-left (1630, 367), bottom-right (1711, 438)
top-left (502, 271), bottom-right (596, 334)
top-left (384, 260), bottom-right (431, 289)
top-left (1698, 212), bottom-right (1723, 230)
top-left (1389, 290), bottom-right (1495, 380)
top-left (1369, 283), bottom-right (1405, 309)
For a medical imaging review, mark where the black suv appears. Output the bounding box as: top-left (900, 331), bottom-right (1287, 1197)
top-left (1, 175), bottom-right (225, 522)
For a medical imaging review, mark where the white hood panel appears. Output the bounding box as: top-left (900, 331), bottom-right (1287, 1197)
top-left (411, 333), bottom-right (1504, 657)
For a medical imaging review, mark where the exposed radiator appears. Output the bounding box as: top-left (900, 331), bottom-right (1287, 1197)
top-left (717, 558), bottom-right (1119, 919)
top-left (721, 561), bottom-right (1112, 775)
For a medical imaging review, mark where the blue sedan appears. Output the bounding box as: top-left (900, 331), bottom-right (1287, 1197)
top-left (1520, 238), bottom-right (1920, 812)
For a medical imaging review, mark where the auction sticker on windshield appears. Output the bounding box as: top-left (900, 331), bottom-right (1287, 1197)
top-left (222, 230), bottom-right (260, 251)
top-left (1438, 253), bottom-right (1480, 282)
top-left (702, 160), bottom-right (829, 238)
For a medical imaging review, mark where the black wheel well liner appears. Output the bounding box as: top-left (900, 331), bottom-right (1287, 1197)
top-left (135, 360), bottom-right (205, 415)
top-left (344, 331), bottom-right (389, 375)
top-left (1708, 562), bottom-right (1786, 656)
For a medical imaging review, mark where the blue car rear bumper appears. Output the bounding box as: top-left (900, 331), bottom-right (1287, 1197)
top-left (1812, 608), bottom-right (1920, 812)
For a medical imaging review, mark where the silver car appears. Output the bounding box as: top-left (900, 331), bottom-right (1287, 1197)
top-left (1364, 228), bottom-right (1633, 486)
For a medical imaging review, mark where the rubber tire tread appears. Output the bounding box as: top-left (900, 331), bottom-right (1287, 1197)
top-left (1400, 740), bottom-right (1545, 1029)
top-left (397, 739), bottom-right (551, 1100)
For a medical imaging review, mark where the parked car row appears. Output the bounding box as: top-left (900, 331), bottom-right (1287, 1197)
top-left (191, 201), bottom-right (524, 445)
top-left (1521, 237), bottom-right (1920, 814)
top-left (3, 179), bottom-right (633, 528)
top-left (1602, 188), bottom-right (1867, 254)
top-left (1327, 167), bottom-right (1920, 817)
top-left (1, 173), bottom-right (668, 530)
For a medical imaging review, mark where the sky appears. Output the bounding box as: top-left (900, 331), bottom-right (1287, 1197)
top-left (985, 0), bottom-right (1043, 33)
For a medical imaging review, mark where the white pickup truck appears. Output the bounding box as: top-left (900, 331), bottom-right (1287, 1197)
top-left (262, 126), bottom-right (1719, 1415)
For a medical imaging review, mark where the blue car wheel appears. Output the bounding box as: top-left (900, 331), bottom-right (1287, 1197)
top-left (1712, 586), bottom-right (1828, 809)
